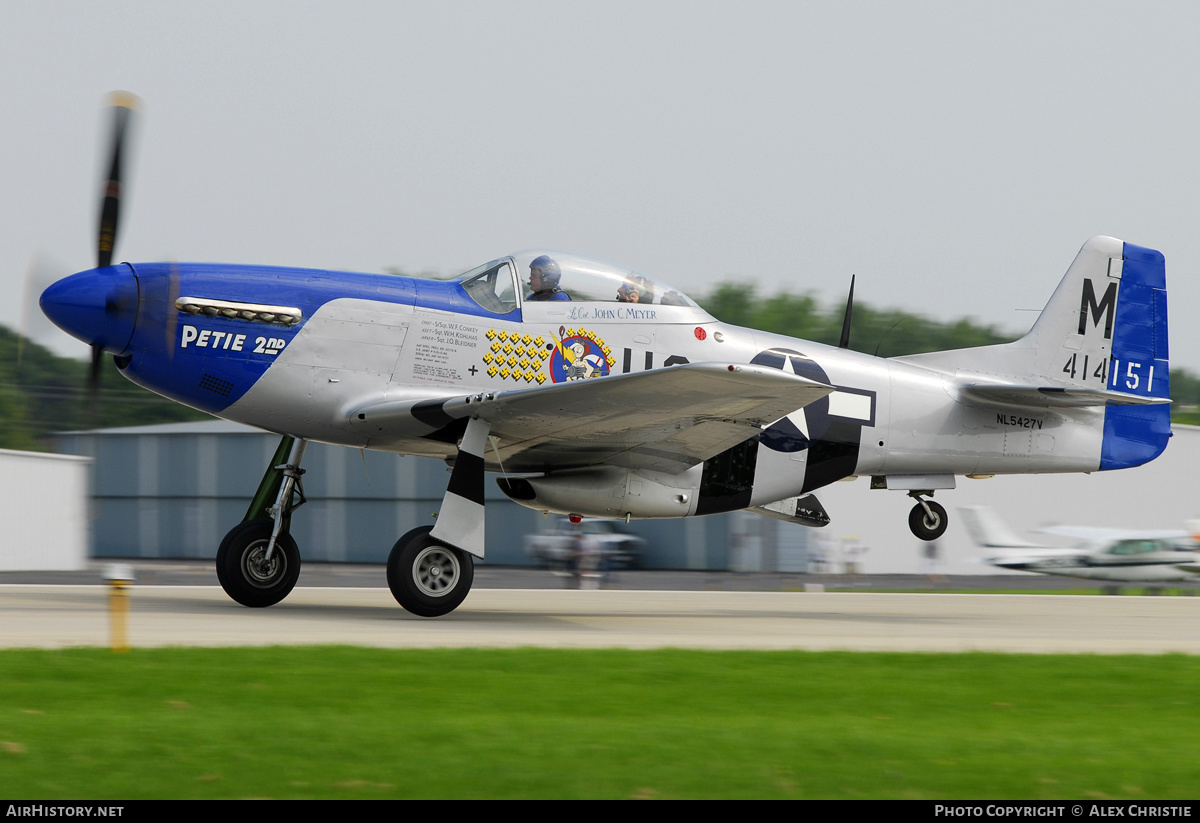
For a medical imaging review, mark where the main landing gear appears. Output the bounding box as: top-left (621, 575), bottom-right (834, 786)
top-left (386, 526), bottom-right (474, 617)
top-left (216, 434), bottom-right (477, 617)
top-left (907, 491), bottom-right (948, 541)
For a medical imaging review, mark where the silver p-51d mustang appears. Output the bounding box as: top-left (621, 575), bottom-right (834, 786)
top-left (41, 96), bottom-right (1172, 617)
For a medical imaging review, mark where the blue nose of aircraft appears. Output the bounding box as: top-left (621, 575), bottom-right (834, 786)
top-left (40, 265), bottom-right (139, 354)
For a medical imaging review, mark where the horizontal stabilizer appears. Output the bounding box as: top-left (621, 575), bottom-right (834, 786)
top-left (958, 505), bottom-right (1041, 549)
top-left (959, 384), bottom-right (1172, 409)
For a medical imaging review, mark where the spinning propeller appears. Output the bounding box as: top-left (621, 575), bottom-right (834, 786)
top-left (38, 92), bottom-right (142, 425)
top-left (89, 92), bottom-right (138, 410)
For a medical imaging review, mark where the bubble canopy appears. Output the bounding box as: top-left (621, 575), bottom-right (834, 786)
top-left (454, 250), bottom-right (700, 314)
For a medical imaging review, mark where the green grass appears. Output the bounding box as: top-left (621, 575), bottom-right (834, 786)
top-left (1, 647), bottom-right (1198, 799)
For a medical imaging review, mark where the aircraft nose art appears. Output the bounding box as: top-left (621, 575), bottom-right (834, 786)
top-left (40, 264), bottom-right (139, 354)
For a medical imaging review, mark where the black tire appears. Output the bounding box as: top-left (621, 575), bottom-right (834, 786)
top-left (908, 501), bottom-right (948, 541)
top-left (216, 520), bottom-right (301, 607)
top-left (386, 525), bottom-right (474, 617)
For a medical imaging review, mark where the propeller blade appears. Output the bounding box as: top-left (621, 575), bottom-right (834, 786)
top-left (96, 92), bottom-right (140, 269)
top-left (86, 92), bottom-right (141, 427)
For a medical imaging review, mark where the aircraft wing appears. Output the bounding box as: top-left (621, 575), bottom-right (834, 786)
top-left (351, 362), bottom-right (834, 473)
top-left (1037, 525), bottom-right (1191, 542)
top-left (959, 384), bottom-right (1171, 408)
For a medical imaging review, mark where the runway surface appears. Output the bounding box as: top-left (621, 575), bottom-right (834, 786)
top-left (3, 583), bottom-right (1199, 653)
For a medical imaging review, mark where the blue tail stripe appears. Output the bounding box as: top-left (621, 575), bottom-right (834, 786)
top-left (1100, 242), bottom-right (1171, 470)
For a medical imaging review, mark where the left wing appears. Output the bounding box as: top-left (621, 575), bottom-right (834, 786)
top-left (959, 384), bottom-right (1172, 409)
top-left (351, 362), bottom-right (833, 473)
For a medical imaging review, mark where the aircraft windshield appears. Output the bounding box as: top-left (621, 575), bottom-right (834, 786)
top-left (1109, 540), bottom-right (1168, 555)
top-left (457, 251), bottom-right (698, 309)
top-left (455, 259), bottom-right (519, 314)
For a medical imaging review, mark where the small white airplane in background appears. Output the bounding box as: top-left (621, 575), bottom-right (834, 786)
top-left (960, 505), bottom-right (1200, 583)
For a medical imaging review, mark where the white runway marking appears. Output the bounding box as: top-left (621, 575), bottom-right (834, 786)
top-left (3, 586), bottom-right (1200, 653)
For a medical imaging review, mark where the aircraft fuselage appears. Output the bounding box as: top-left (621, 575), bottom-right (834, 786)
top-left (48, 254), bottom-right (1123, 521)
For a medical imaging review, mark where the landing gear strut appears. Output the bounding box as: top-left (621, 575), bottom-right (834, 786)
top-left (217, 435), bottom-right (308, 607)
top-left (387, 525), bottom-right (474, 617)
top-left (907, 492), bottom-right (948, 541)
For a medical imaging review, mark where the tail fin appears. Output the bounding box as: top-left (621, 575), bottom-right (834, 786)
top-left (1027, 237), bottom-right (1171, 469)
top-left (898, 236), bottom-right (1171, 469)
top-left (958, 506), bottom-right (1040, 548)
top-left (1025, 237), bottom-right (1168, 401)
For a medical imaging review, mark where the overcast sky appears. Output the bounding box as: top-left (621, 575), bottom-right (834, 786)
top-left (6, 1), bottom-right (1200, 371)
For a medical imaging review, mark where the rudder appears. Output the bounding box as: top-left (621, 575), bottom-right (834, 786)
top-left (1100, 241), bottom-right (1170, 469)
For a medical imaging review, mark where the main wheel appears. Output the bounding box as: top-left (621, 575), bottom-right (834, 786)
top-left (386, 525), bottom-right (474, 617)
top-left (216, 519), bottom-right (301, 607)
top-left (908, 501), bottom-right (948, 541)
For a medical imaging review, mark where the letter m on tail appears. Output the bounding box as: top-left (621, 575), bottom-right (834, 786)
top-left (1079, 278), bottom-right (1117, 338)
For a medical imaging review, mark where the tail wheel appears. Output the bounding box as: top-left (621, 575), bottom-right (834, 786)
top-left (386, 526), bottom-right (474, 617)
top-left (216, 520), bottom-right (301, 607)
top-left (908, 501), bottom-right (948, 541)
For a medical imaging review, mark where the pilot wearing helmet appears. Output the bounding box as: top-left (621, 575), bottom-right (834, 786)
top-left (616, 275), bottom-right (652, 303)
top-left (526, 255), bottom-right (570, 302)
